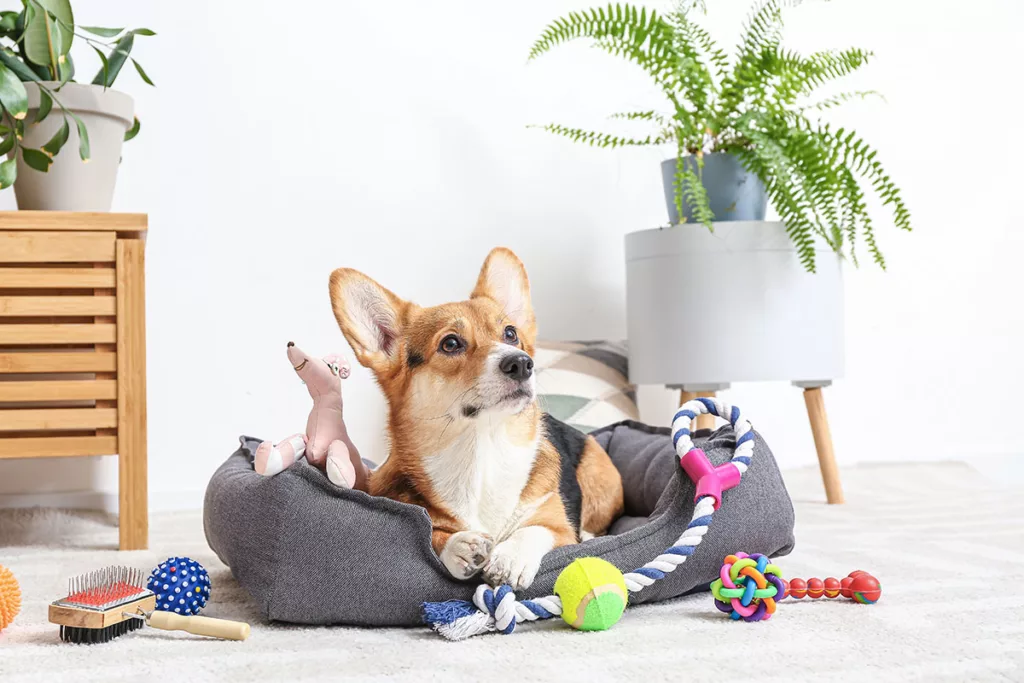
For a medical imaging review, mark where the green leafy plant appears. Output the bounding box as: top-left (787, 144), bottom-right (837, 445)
top-left (529, 0), bottom-right (910, 271)
top-left (0, 0), bottom-right (154, 190)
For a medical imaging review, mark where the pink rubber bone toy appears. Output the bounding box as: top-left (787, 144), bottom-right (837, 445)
top-left (254, 342), bottom-right (369, 490)
top-left (679, 448), bottom-right (741, 510)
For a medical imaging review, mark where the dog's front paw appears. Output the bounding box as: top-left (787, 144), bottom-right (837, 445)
top-left (440, 531), bottom-right (494, 580)
top-left (484, 547), bottom-right (540, 591)
top-left (483, 528), bottom-right (554, 590)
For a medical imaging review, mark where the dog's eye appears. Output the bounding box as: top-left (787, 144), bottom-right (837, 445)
top-left (439, 334), bottom-right (464, 355)
top-left (503, 326), bottom-right (518, 345)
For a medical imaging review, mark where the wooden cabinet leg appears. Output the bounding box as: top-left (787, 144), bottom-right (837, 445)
top-left (802, 387), bottom-right (844, 504)
top-left (679, 390), bottom-right (717, 432)
top-left (117, 239), bottom-right (148, 550)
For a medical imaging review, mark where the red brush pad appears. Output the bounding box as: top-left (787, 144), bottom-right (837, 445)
top-left (65, 582), bottom-right (146, 607)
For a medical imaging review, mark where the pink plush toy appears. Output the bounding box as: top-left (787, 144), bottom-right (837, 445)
top-left (254, 342), bottom-right (369, 489)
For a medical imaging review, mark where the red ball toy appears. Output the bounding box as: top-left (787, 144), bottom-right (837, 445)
top-left (841, 570), bottom-right (882, 604)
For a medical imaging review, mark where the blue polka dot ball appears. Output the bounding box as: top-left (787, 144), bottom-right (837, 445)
top-left (147, 556), bottom-right (211, 616)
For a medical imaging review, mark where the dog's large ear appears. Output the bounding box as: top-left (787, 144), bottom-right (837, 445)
top-left (471, 247), bottom-right (536, 334)
top-left (329, 268), bottom-right (407, 372)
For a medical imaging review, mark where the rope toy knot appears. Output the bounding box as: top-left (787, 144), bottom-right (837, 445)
top-left (475, 584), bottom-right (518, 634)
top-left (710, 552), bottom-right (784, 622)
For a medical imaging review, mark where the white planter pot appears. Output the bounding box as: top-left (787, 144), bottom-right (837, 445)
top-left (10, 82), bottom-right (133, 211)
top-left (625, 221), bottom-right (844, 386)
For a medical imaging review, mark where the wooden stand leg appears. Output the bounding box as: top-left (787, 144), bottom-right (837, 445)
top-left (679, 390), bottom-right (697, 432)
top-left (802, 387), bottom-right (844, 504)
top-left (696, 391), bottom-right (716, 431)
top-left (117, 239), bottom-right (148, 549)
top-left (678, 390), bottom-right (717, 432)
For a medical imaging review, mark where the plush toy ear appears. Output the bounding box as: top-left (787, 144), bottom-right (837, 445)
top-left (323, 354), bottom-right (352, 379)
top-left (471, 247), bottom-right (535, 333)
top-left (329, 269), bottom-right (407, 372)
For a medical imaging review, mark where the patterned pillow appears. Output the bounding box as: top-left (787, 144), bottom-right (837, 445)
top-left (533, 340), bottom-right (639, 434)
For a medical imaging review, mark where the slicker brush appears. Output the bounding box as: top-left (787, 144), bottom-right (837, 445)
top-left (49, 565), bottom-right (250, 643)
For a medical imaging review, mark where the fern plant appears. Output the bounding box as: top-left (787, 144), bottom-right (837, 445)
top-left (529, 0), bottom-right (911, 272)
top-left (0, 0), bottom-right (154, 191)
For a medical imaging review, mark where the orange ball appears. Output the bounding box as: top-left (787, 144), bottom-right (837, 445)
top-left (806, 577), bottom-right (824, 599)
top-left (0, 564), bottom-right (21, 631)
top-left (788, 577), bottom-right (807, 598)
top-left (823, 577), bottom-right (841, 598)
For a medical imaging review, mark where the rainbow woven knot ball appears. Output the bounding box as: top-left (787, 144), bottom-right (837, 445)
top-left (553, 557), bottom-right (627, 631)
top-left (147, 556), bottom-right (211, 616)
top-left (711, 552), bottom-right (784, 622)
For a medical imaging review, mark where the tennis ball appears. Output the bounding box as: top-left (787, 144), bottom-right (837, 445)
top-left (553, 557), bottom-right (627, 631)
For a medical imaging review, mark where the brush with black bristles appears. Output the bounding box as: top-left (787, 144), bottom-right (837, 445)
top-left (49, 565), bottom-right (250, 643)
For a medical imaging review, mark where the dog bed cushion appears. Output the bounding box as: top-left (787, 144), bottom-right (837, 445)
top-left (203, 421), bottom-right (795, 626)
top-left (534, 340), bottom-right (639, 433)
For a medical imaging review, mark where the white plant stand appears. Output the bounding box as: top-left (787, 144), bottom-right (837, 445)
top-left (625, 221), bottom-right (846, 504)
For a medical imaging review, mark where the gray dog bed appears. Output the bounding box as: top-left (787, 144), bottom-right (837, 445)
top-left (203, 421), bottom-right (795, 627)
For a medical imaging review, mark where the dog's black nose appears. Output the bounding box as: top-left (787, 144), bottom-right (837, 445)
top-left (499, 352), bottom-right (534, 381)
top-left (287, 341), bottom-right (295, 348)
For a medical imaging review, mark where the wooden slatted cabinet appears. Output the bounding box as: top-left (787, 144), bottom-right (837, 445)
top-left (0, 212), bottom-right (148, 550)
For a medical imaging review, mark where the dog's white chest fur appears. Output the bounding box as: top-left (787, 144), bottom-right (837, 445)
top-left (424, 416), bottom-right (539, 536)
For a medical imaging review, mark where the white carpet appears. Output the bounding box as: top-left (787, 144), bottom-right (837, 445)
top-left (1, 462), bottom-right (1022, 682)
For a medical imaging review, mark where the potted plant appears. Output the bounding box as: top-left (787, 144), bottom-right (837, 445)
top-left (0, 0), bottom-right (154, 210)
top-left (528, 0), bottom-right (912, 390)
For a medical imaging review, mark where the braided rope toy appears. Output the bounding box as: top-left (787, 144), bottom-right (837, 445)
top-left (422, 397), bottom-right (755, 640)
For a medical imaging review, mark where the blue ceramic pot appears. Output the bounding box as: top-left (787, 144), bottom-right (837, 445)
top-left (661, 152), bottom-right (768, 224)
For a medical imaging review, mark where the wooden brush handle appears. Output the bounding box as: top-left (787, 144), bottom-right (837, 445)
top-left (148, 611), bottom-right (250, 641)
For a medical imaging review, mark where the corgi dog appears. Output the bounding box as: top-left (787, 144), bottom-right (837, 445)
top-left (328, 247), bottom-right (624, 589)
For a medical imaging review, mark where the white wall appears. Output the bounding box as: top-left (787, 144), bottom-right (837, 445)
top-left (2, 0), bottom-right (1022, 509)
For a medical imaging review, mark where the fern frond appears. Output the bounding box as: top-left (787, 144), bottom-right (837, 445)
top-left (683, 21), bottom-right (730, 84)
top-left (609, 110), bottom-right (667, 123)
top-left (608, 110), bottom-right (677, 143)
top-left (737, 0), bottom-right (785, 58)
top-left (528, 4), bottom-right (673, 61)
top-left (717, 1), bottom-right (785, 119)
top-left (534, 123), bottom-right (658, 148)
top-left (805, 48), bottom-right (872, 83)
top-left (800, 90), bottom-right (884, 113)
top-left (732, 124), bottom-right (820, 271)
top-left (592, 37), bottom-right (683, 105)
top-left (663, 3), bottom-right (730, 117)
top-left (819, 123), bottom-right (911, 233)
top-left (836, 165), bottom-right (867, 267)
top-left (673, 154), bottom-right (715, 228)
top-left (776, 48), bottom-right (873, 103)
top-left (783, 125), bottom-right (842, 247)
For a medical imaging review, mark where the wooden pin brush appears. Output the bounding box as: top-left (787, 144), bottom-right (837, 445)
top-left (49, 565), bottom-right (250, 643)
